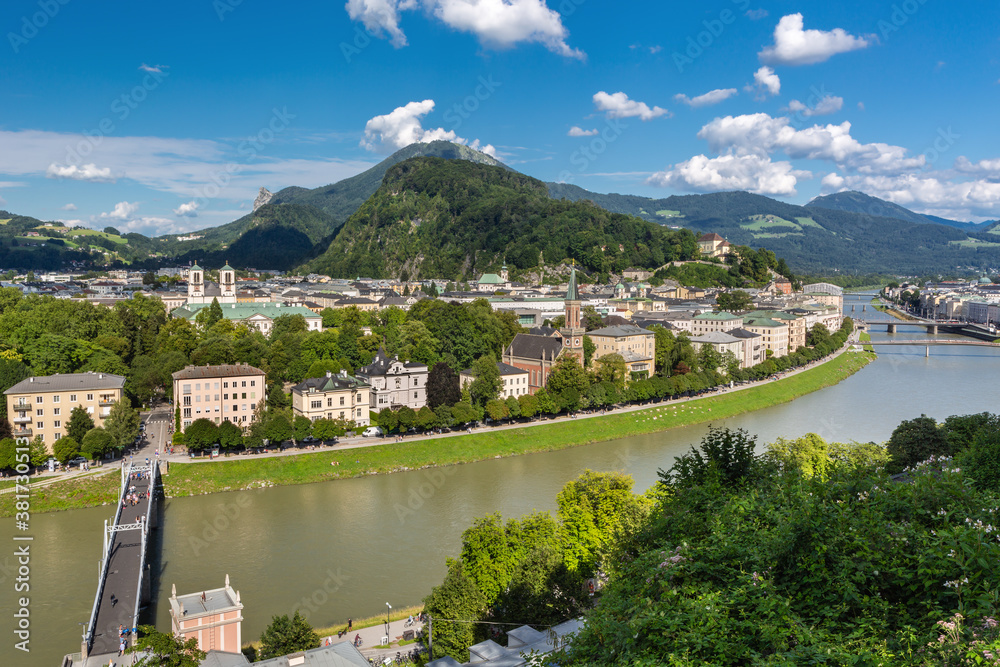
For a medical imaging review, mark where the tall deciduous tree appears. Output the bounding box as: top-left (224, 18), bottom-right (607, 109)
top-left (53, 436), bottom-right (80, 464)
top-left (66, 405), bottom-right (95, 443)
top-left (184, 419), bottom-right (219, 450)
top-left (81, 427), bottom-right (113, 461)
top-left (427, 362), bottom-right (461, 408)
top-left (129, 624), bottom-right (206, 667)
top-left (104, 398), bottom-right (140, 451)
top-left (258, 611), bottom-right (319, 660)
top-left (468, 356), bottom-right (502, 407)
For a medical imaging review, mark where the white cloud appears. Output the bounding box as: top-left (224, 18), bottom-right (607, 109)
top-left (649, 45), bottom-right (662, 54)
top-left (361, 100), bottom-right (460, 153)
top-left (101, 201), bottom-right (140, 220)
top-left (748, 66), bottom-right (781, 98)
top-left (139, 63), bottom-right (167, 73)
top-left (46, 162), bottom-right (115, 182)
top-left (647, 154), bottom-right (807, 196)
top-left (592, 91), bottom-right (670, 121)
top-left (360, 100), bottom-right (495, 156)
top-left (344, 0), bottom-right (583, 58)
top-left (857, 101), bottom-right (865, 111)
top-left (674, 88), bottom-right (738, 109)
top-left (61, 203), bottom-right (77, 211)
top-left (173, 201), bottom-right (200, 217)
top-left (345, 0), bottom-right (416, 48)
top-left (821, 172), bottom-right (846, 190)
top-left (432, 0), bottom-right (584, 59)
top-left (787, 94), bottom-right (843, 117)
top-left (954, 156), bottom-right (1000, 177)
top-left (567, 126), bottom-right (598, 137)
top-left (759, 13), bottom-right (870, 66)
top-left (697, 113), bottom-right (925, 174)
top-left (746, 8), bottom-right (768, 20)
top-left (831, 172), bottom-right (1000, 221)
top-left (0, 129), bottom-right (376, 207)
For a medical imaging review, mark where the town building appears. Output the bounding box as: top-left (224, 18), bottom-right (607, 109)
top-left (688, 331), bottom-right (746, 370)
top-left (171, 302), bottom-right (323, 335)
top-left (356, 348), bottom-right (428, 412)
top-left (690, 311), bottom-right (744, 335)
top-left (291, 371), bottom-right (370, 426)
top-left (730, 328), bottom-right (765, 368)
top-left (741, 315), bottom-right (790, 358)
top-left (460, 362), bottom-right (531, 400)
top-left (697, 233), bottom-right (731, 258)
top-left (168, 576), bottom-right (243, 655)
top-left (4, 372), bottom-right (126, 449)
top-left (186, 263), bottom-right (237, 305)
top-left (587, 323), bottom-right (656, 378)
top-left (172, 364), bottom-right (266, 431)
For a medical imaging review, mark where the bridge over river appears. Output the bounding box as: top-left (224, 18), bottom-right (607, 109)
top-left (62, 461), bottom-right (160, 667)
top-left (860, 338), bottom-right (1000, 356)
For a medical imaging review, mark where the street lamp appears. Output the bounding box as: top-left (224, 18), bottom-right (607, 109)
top-left (386, 602), bottom-right (391, 640)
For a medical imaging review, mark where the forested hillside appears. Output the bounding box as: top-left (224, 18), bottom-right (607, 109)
top-left (306, 157), bottom-right (700, 280)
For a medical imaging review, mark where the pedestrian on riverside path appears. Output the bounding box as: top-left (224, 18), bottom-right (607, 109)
top-left (348, 618), bottom-right (352, 631)
top-left (119, 639), bottom-right (126, 656)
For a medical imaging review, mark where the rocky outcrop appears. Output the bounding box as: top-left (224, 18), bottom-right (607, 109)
top-left (253, 187), bottom-right (273, 212)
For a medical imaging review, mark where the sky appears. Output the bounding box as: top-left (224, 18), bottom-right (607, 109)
top-left (1, 0), bottom-right (999, 236)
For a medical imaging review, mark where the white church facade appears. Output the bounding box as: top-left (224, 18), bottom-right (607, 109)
top-left (186, 262), bottom-right (237, 305)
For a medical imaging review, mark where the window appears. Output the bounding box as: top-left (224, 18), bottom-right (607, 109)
top-left (327, 398), bottom-right (333, 407)
top-left (183, 408), bottom-right (191, 418)
top-left (224, 382), bottom-right (229, 389)
top-left (36, 409), bottom-right (43, 416)
top-left (242, 393), bottom-right (246, 399)
top-left (340, 396), bottom-right (345, 406)
top-left (195, 383), bottom-right (201, 391)
top-left (250, 392), bottom-right (255, 399)
top-left (53, 408), bottom-right (60, 416)
top-left (36, 422), bottom-right (43, 429)
top-left (53, 420), bottom-right (61, 428)
top-left (339, 411), bottom-right (345, 419)
top-left (214, 382), bottom-right (220, 389)
top-left (70, 394), bottom-right (77, 402)
top-left (87, 393), bottom-right (93, 402)
top-left (214, 394), bottom-right (220, 401)
top-left (311, 400), bottom-right (322, 409)
top-left (53, 395), bottom-right (60, 403)
top-left (250, 380), bottom-right (256, 387)
top-left (242, 381), bottom-right (246, 388)
top-left (414, 391), bottom-right (418, 399)
top-left (36, 396), bottom-right (43, 404)
top-left (232, 405), bottom-right (237, 413)
top-left (224, 394), bottom-right (228, 400)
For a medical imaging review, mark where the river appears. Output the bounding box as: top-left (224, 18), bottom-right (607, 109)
top-left (4, 291), bottom-right (999, 666)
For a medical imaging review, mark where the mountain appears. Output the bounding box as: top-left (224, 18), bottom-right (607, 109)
top-left (806, 190), bottom-right (936, 225)
top-left (305, 157), bottom-right (699, 280)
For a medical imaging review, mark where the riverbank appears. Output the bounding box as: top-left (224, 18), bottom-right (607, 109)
top-left (0, 349), bottom-right (875, 518)
top-left (870, 297), bottom-right (920, 321)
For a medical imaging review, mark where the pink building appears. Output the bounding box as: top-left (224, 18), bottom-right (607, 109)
top-left (168, 575), bottom-right (244, 654)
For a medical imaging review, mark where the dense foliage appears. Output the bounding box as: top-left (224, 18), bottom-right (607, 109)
top-left (308, 157), bottom-right (700, 279)
top-left (505, 416), bottom-right (1000, 666)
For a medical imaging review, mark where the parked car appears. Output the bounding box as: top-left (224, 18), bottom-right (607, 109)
top-left (362, 426), bottom-right (384, 438)
top-left (67, 456), bottom-right (88, 467)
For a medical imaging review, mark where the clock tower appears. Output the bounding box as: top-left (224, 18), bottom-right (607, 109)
top-left (560, 266), bottom-right (585, 365)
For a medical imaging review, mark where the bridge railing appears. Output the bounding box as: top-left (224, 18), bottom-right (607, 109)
top-left (83, 462), bottom-right (130, 651)
top-left (128, 462), bottom-right (159, 643)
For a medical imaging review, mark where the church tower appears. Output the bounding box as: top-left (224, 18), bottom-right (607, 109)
top-left (220, 261), bottom-right (236, 303)
top-left (188, 262), bottom-right (204, 303)
top-left (560, 266), bottom-right (585, 364)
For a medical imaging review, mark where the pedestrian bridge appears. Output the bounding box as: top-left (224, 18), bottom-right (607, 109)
top-left (860, 339), bottom-right (1000, 356)
top-left (66, 461), bottom-right (160, 666)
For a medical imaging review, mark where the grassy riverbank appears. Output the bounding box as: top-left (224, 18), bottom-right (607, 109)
top-left (0, 350), bottom-right (875, 518)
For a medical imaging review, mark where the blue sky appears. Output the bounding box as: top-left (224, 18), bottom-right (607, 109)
top-left (1, 0), bottom-right (999, 235)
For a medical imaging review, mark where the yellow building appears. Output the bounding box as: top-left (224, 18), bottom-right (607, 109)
top-left (587, 324), bottom-right (656, 378)
top-left (291, 371), bottom-right (371, 426)
top-left (4, 372), bottom-right (126, 450)
top-left (742, 316), bottom-right (790, 358)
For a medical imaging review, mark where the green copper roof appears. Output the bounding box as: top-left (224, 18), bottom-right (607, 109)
top-left (221, 262), bottom-right (234, 271)
top-left (190, 263), bottom-right (202, 271)
top-left (566, 267), bottom-right (580, 301)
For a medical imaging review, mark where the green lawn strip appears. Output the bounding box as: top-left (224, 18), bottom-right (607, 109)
top-left (860, 331), bottom-right (875, 352)
top-left (162, 352), bottom-right (874, 499)
top-left (0, 473), bottom-right (120, 517)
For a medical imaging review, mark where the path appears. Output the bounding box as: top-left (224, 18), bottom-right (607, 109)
top-left (321, 617), bottom-right (426, 664)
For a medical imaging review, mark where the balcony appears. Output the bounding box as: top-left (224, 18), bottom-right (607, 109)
top-left (99, 398), bottom-right (116, 407)
top-left (13, 427), bottom-right (32, 438)
top-left (12, 402), bottom-right (30, 411)
top-left (12, 415), bottom-right (31, 424)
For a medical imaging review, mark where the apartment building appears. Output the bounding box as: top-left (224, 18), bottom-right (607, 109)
top-left (741, 316), bottom-right (790, 358)
top-left (4, 372), bottom-right (126, 449)
top-left (172, 364), bottom-right (266, 432)
top-left (291, 371), bottom-right (371, 427)
top-left (587, 324), bottom-right (656, 378)
top-left (690, 311), bottom-right (744, 335)
top-left (460, 362), bottom-right (531, 400)
top-left (356, 347), bottom-right (429, 411)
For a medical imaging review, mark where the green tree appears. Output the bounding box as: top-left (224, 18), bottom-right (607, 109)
top-left (886, 414), bottom-right (951, 472)
top-left (293, 414), bottom-right (312, 442)
top-left (128, 624), bottom-right (206, 667)
top-left (0, 358), bottom-right (30, 413)
top-left (582, 335), bottom-right (597, 368)
top-left (546, 354), bottom-right (589, 396)
top-left (427, 362), bottom-right (461, 408)
top-left (184, 419), bottom-right (219, 450)
top-left (661, 426), bottom-right (761, 489)
top-left (594, 353), bottom-right (628, 393)
top-left (200, 297), bottom-right (224, 330)
top-left (104, 398), bottom-right (140, 451)
top-left (27, 435), bottom-right (48, 467)
top-left (423, 560), bottom-right (487, 662)
top-left (81, 427), bottom-right (113, 461)
top-left (467, 356), bottom-right (502, 407)
top-left (265, 414), bottom-right (293, 445)
top-left (765, 433), bottom-right (832, 480)
top-left (518, 393), bottom-right (538, 419)
top-left (66, 405), bottom-right (95, 442)
top-left (217, 421), bottom-right (243, 450)
top-left (258, 612), bottom-right (320, 660)
top-left (485, 398), bottom-right (508, 422)
top-left (53, 436), bottom-right (80, 464)
top-left (311, 418), bottom-right (342, 441)
top-left (397, 406), bottom-right (417, 431)
top-left (505, 395), bottom-right (521, 419)
top-left (376, 408), bottom-right (398, 432)
top-left (715, 290), bottom-right (753, 312)
top-left (417, 406), bottom-right (436, 431)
